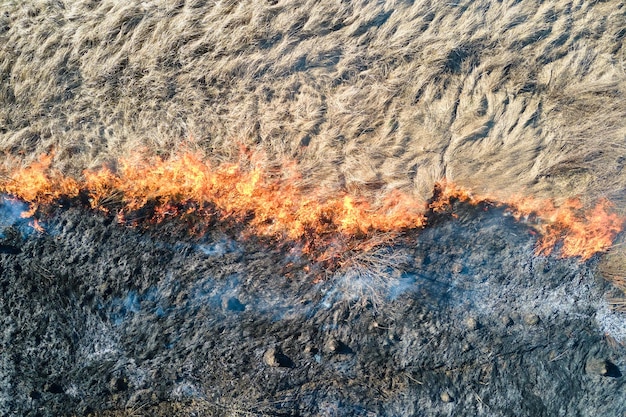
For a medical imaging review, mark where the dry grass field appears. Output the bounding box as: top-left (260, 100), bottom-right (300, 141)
top-left (1, 0), bottom-right (624, 207)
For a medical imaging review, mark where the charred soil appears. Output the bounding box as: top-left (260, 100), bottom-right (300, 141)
top-left (0, 201), bottom-right (625, 416)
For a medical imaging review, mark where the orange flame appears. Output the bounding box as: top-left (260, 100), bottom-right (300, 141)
top-left (0, 152), bottom-right (622, 261)
top-left (432, 181), bottom-right (624, 260)
top-left (3, 154), bottom-right (80, 207)
top-left (79, 152), bottom-right (428, 242)
top-left (513, 197), bottom-right (623, 260)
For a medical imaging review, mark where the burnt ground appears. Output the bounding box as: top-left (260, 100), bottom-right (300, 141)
top-left (0, 199), bottom-right (625, 417)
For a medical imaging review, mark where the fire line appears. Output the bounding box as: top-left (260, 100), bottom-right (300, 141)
top-left (0, 152), bottom-right (623, 262)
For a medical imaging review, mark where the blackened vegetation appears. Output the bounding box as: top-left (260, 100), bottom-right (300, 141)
top-left (0, 201), bottom-right (625, 417)
top-left (0, 244), bottom-right (19, 254)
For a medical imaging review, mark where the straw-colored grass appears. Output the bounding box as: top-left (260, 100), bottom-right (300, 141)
top-left (1, 0), bottom-right (625, 277)
top-left (1, 0), bottom-right (624, 205)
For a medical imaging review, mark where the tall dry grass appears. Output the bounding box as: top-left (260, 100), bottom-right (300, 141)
top-left (1, 3), bottom-right (625, 414)
top-left (0, 0), bottom-right (624, 205)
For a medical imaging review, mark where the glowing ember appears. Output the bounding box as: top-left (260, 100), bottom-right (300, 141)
top-left (0, 153), bottom-right (622, 261)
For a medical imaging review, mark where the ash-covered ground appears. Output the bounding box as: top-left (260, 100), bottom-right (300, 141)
top-left (1, 199), bottom-right (625, 417)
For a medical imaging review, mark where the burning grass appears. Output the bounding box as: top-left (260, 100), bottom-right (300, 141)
top-left (0, 151), bottom-right (622, 267)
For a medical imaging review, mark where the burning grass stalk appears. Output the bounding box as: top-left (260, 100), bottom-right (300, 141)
top-left (0, 152), bottom-right (623, 269)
